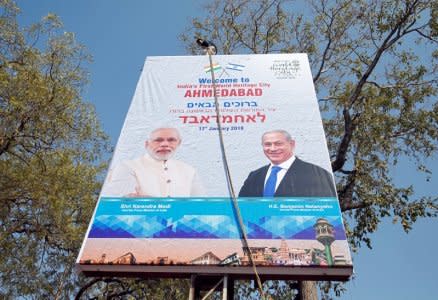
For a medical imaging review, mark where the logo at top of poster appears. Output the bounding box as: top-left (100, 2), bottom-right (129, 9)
top-left (204, 62), bottom-right (246, 78)
top-left (270, 59), bottom-right (301, 79)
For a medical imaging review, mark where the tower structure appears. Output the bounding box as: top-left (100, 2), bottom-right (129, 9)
top-left (278, 239), bottom-right (290, 264)
top-left (313, 218), bottom-right (335, 266)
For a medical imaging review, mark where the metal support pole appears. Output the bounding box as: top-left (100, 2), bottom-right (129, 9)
top-left (189, 275), bottom-right (196, 300)
top-left (187, 275), bottom-right (237, 300)
top-left (222, 275), bottom-right (228, 300)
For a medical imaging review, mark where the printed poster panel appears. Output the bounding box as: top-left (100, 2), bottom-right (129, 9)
top-left (77, 54), bottom-right (353, 280)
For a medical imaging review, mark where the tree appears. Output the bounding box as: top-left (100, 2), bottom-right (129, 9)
top-left (0, 0), bottom-right (109, 298)
top-left (75, 278), bottom-right (190, 300)
top-left (180, 0), bottom-right (438, 298)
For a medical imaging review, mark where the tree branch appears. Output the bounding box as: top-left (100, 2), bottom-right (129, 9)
top-left (331, 108), bottom-right (356, 172)
top-left (75, 278), bottom-right (104, 300)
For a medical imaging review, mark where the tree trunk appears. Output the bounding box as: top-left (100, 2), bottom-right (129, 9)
top-left (300, 281), bottom-right (318, 300)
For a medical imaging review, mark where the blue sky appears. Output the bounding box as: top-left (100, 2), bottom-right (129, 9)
top-left (16, 1), bottom-right (437, 299)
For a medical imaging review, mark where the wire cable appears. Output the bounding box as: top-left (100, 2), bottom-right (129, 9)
top-left (206, 47), bottom-right (266, 300)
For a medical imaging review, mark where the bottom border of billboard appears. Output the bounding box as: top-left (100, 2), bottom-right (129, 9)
top-left (77, 264), bottom-right (353, 281)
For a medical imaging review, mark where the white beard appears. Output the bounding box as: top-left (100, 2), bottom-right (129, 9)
top-left (147, 148), bottom-right (174, 161)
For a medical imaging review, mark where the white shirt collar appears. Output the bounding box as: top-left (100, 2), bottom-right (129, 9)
top-left (270, 155), bottom-right (295, 170)
top-left (265, 155), bottom-right (296, 189)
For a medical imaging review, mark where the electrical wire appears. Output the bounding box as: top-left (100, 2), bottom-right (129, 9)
top-left (206, 47), bottom-right (266, 300)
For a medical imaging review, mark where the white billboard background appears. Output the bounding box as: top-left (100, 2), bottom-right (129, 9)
top-left (101, 54), bottom-right (332, 197)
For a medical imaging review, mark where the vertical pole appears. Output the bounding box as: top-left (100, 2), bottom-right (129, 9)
top-left (189, 275), bottom-right (196, 300)
top-left (222, 275), bottom-right (228, 300)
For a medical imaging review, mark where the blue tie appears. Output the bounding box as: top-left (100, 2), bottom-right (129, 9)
top-left (263, 166), bottom-right (282, 197)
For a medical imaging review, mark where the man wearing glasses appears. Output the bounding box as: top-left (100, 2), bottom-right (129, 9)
top-left (104, 127), bottom-right (204, 197)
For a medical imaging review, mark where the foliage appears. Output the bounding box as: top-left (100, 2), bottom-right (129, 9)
top-left (2, 0), bottom-right (437, 298)
top-left (181, 0), bottom-right (438, 249)
top-left (75, 278), bottom-right (190, 300)
top-left (236, 280), bottom-right (298, 299)
top-left (180, 0), bottom-right (438, 298)
top-left (0, 0), bottom-right (109, 298)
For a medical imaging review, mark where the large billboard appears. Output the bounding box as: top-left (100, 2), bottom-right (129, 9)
top-left (76, 54), bottom-right (353, 280)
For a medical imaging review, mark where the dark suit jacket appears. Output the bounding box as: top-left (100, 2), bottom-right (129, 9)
top-left (238, 158), bottom-right (336, 197)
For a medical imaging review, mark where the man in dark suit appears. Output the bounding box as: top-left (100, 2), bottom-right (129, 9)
top-left (239, 130), bottom-right (336, 197)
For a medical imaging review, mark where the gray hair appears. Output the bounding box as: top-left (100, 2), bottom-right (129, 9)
top-left (262, 129), bottom-right (293, 142)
